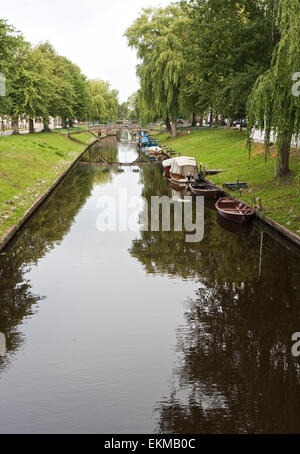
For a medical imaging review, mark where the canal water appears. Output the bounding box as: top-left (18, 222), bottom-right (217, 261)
top-left (0, 138), bottom-right (300, 434)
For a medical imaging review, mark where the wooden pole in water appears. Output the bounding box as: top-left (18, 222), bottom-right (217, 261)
top-left (259, 231), bottom-right (264, 278)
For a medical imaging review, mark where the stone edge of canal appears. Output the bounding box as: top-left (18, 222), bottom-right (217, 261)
top-left (200, 175), bottom-right (300, 250)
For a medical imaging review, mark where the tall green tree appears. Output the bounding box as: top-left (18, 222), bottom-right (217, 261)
top-left (185, 0), bottom-right (274, 124)
top-left (247, 0), bottom-right (300, 177)
top-left (34, 43), bottom-right (91, 130)
top-left (10, 44), bottom-right (57, 133)
top-left (0, 19), bottom-right (24, 122)
top-left (126, 5), bottom-right (190, 137)
top-left (127, 92), bottom-right (140, 120)
top-left (118, 101), bottom-right (129, 120)
top-left (87, 79), bottom-right (118, 122)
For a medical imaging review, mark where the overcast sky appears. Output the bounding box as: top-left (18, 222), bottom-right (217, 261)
top-left (1, 0), bottom-right (171, 102)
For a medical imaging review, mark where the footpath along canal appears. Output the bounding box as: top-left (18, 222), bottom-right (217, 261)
top-left (0, 137), bottom-right (300, 434)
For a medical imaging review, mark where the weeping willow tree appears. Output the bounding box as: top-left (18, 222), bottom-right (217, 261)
top-left (247, 0), bottom-right (300, 177)
top-left (87, 79), bottom-right (119, 122)
top-left (125, 5), bottom-right (190, 137)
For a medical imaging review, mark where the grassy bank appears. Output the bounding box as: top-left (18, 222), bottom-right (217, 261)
top-left (153, 129), bottom-right (300, 235)
top-left (68, 132), bottom-right (98, 145)
top-left (0, 132), bottom-right (95, 243)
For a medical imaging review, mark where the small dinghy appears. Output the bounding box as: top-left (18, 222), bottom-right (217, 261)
top-left (223, 180), bottom-right (248, 191)
top-left (147, 140), bottom-right (160, 148)
top-left (190, 183), bottom-right (222, 199)
top-left (147, 146), bottom-right (163, 153)
top-left (215, 197), bottom-right (255, 224)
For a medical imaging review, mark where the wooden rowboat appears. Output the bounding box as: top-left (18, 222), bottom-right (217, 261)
top-left (215, 197), bottom-right (255, 225)
top-left (190, 183), bottom-right (222, 199)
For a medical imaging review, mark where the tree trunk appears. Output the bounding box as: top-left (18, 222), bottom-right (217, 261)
top-left (275, 138), bottom-right (291, 178)
top-left (12, 117), bottom-right (19, 135)
top-left (214, 112), bottom-right (218, 128)
top-left (171, 119), bottom-right (177, 138)
top-left (192, 113), bottom-right (197, 127)
top-left (166, 117), bottom-right (171, 133)
top-left (227, 119), bottom-right (231, 130)
top-left (42, 120), bottom-right (51, 133)
top-left (209, 110), bottom-right (213, 128)
top-left (29, 118), bottom-right (35, 134)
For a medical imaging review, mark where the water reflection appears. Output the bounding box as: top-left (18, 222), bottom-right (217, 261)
top-left (0, 333), bottom-right (6, 357)
top-left (0, 140), bottom-right (299, 433)
top-left (117, 129), bottom-right (133, 143)
top-left (0, 139), bottom-right (139, 383)
top-left (0, 161), bottom-right (110, 370)
top-left (128, 165), bottom-right (300, 433)
top-left (155, 262), bottom-right (300, 433)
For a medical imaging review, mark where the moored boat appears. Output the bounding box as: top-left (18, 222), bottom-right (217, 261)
top-left (223, 180), bottom-right (248, 191)
top-left (136, 131), bottom-right (150, 147)
top-left (162, 158), bottom-right (173, 179)
top-left (146, 147), bottom-right (164, 161)
top-left (194, 174), bottom-right (207, 184)
top-left (146, 153), bottom-right (162, 162)
top-left (190, 183), bottom-right (222, 199)
top-left (215, 197), bottom-right (255, 224)
top-left (163, 157), bottom-right (198, 185)
top-left (146, 140), bottom-right (159, 148)
top-left (147, 146), bottom-right (163, 153)
top-left (141, 135), bottom-right (150, 146)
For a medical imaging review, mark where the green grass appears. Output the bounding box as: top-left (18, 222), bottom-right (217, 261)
top-left (0, 132), bottom-right (92, 243)
top-left (69, 132), bottom-right (97, 145)
top-left (153, 129), bottom-right (300, 235)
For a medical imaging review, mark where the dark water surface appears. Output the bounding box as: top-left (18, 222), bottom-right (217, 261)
top-left (0, 139), bottom-right (300, 434)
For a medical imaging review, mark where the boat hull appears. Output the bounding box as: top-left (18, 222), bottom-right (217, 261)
top-left (164, 166), bottom-right (171, 179)
top-left (216, 210), bottom-right (255, 225)
top-left (223, 183), bottom-right (248, 191)
top-left (190, 184), bottom-right (221, 199)
top-left (170, 173), bottom-right (194, 185)
top-left (215, 198), bottom-right (255, 225)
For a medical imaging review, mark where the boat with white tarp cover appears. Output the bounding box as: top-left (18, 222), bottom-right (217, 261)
top-left (163, 157), bottom-right (198, 184)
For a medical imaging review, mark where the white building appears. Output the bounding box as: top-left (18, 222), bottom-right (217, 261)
top-left (251, 128), bottom-right (300, 148)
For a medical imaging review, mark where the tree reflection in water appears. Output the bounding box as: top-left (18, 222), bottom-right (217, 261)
top-left (0, 162), bottom-right (112, 372)
top-left (130, 165), bottom-right (300, 434)
top-left (0, 159), bottom-right (299, 433)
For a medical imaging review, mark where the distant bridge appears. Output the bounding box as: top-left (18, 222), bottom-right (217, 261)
top-left (87, 123), bottom-right (150, 137)
top-left (80, 146), bottom-right (171, 167)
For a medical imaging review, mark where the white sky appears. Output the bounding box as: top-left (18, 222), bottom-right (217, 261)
top-left (1, 0), bottom-right (171, 102)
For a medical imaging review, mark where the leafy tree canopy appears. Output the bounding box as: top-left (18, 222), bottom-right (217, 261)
top-left (247, 0), bottom-right (300, 177)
